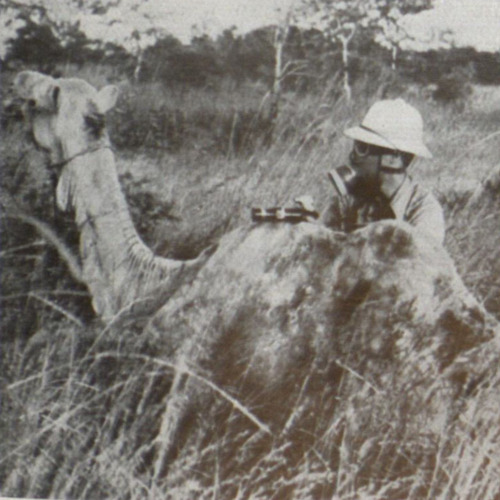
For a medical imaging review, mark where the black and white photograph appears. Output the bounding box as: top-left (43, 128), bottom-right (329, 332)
top-left (1, 0), bottom-right (500, 498)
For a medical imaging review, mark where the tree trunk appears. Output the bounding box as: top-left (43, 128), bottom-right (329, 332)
top-left (267, 13), bottom-right (292, 143)
top-left (392, 45), bottom-right (398, 71)
top-left (340, 36), bottom-right (352, 102)
top-left (133, 50), bottom-right (144, 83)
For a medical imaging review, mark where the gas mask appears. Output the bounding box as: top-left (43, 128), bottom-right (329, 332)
top-left (328, 163), bottom-right (381, 199)
top-left (328, 142), bottom-right (407, 199)
top-left (328, 165), bottom-right (360, 197)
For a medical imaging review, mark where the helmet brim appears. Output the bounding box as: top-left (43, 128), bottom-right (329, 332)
top-left (344, 126), bottom-right (432, 159)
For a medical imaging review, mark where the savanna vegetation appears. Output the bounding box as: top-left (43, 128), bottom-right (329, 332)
top-left (2, 11), bottom-right (500, 499)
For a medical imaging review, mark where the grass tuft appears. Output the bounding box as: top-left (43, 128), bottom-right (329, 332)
top-left (2, 66), bottom-right (500, 498)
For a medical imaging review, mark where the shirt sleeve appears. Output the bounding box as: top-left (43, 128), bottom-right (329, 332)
top-left (407, 192), bottom-right (446, 246)
top-left (322, 196), bottom-right (343, 231)
top-left (322, 195), bottom-right (352, 232)
top-left (390, 183), bottom-right (446, 246)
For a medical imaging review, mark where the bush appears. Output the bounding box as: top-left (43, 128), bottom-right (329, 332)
top-left (107, 82), bottom-right (277, 155)
top-left (432, 66), bottom-right (474, 105)
top-left (0, 121), bottom-right (94, 339)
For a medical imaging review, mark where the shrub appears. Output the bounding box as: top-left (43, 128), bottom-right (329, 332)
top-left (107, 82), bottom-right (278, 155)
top-left (432, 67), bottom-right (473, 105)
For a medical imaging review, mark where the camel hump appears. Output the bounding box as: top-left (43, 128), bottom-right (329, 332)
top-left (141, 218), bottom-right (495, 488)
top-left (150, 219), bottom-right (488, 351)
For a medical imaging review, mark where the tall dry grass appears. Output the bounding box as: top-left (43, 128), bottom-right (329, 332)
top-left (2, 66), bottom-right (500, 498)
top-left (2, 317), bottom-right (500, 499)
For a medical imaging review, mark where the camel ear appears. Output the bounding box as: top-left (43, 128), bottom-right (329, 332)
top-left (96, 85), bottom-right (119, 113)
top-left (48, 85), bottom-right (60, 110)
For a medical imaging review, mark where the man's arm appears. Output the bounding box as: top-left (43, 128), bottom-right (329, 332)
top-left (391, 183), bottom-right (446, 245)
top-left (322, 196), bottom-right (347, 231)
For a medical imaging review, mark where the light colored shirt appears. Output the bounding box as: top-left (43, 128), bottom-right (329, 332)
top-left (323, 176), bottom-right (445, 245)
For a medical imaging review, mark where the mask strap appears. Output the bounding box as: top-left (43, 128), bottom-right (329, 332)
top-left (380, 166), bottom-right (406, 174)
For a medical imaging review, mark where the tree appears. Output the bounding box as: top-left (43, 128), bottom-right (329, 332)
top-left (1, 0), bottom-right (102, 68)
top-left (75, 1), bottom-right (174, 81)
top-left (1, 1), bottom-right (54, 63)
top-left (1, 2), bottom-right (31, 61)
top-left (139, 34), bottom-right (220, 86)
top-left (293, 0), bottom-right (433, 100)
top-left (1, 0), bottom-right (177, 79)
top-left (374, 0), bottom-right (433, 70)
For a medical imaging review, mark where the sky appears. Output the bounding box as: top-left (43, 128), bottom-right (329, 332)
top-left (80, 0), bottom-right (296, 49)
top-left (400, 0), bottom-right (500, 52)
top-left (2, 0), bottom-right (500, 58)
top-left (79, 0), bottom-right (500, 53)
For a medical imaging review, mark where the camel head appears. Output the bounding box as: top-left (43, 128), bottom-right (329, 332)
top-left (9, 71), bottom-right (192, 321)
top-left (11, 70), bottom-right (118, 163)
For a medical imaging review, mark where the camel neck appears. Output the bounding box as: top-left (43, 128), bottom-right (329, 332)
top-left (56, 146), bottom-right (185, 320)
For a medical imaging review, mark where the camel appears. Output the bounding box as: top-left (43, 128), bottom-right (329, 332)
top-left (8, 70), bottom-right (500, 497)
top-left (10, 70), bottom-right (210, 321)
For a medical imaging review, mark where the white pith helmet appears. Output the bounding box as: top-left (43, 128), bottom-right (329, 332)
top-left (344, 98), bottom-right (432, 159)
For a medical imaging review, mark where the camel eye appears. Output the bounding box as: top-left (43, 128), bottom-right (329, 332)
top-left (28, 99), bottom-right (37, 109)
top-left (84, 113), bottom-right (105, 137)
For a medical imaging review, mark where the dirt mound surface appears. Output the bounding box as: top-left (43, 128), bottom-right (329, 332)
top-left (3, 220), bottom-right (499, 499)
top-left (140, 219), bottom-right (497, 497)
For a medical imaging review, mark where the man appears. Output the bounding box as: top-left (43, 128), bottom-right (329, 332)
top-left (323, 98), bottom-right (445, 245)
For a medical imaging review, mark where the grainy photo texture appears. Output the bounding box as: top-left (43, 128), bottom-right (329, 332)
top-left (1, 1), bottom-right (500, 499)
